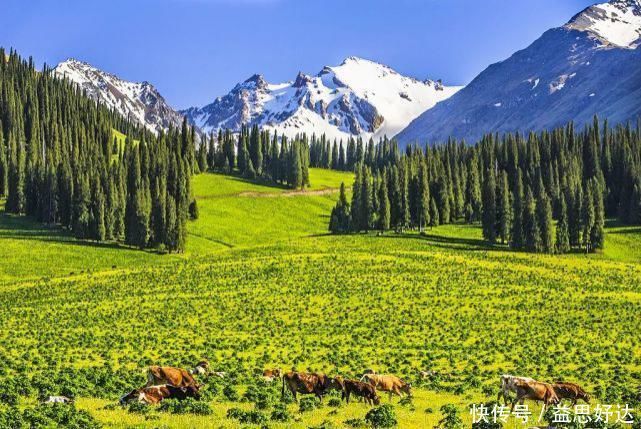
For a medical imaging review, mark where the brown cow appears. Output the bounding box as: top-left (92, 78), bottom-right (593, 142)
top-left (511, 379), bottom-right (559, 414)
top-left (263, 368), bottom-right (281, 382)
top-left (119, 384), bottom-right (201, 405)
top-left (337, 378), bottom-right (380, 406)
top-left (361, 374), bottom-right (412, 401)
top-left (552, 382), bottom-right (590, 406)
top-left (146, 365), bottom-right (199, 388)
top-left (281, 371), bottom-right (342, 402)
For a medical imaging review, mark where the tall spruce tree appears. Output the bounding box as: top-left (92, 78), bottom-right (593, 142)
top-left (555, 193), bottom-right (571, 254)
top-left (496, 170), bottom-right (512, 244)
top-left (481, 166), bottom-right (497, 242)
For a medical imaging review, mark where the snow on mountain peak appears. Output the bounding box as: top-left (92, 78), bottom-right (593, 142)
top-left (182, 58), bottom-right (462, 141)
top-left (54, 59), bottom-right (185, 134)
top-left (566, 0), bottom-right (641, 48)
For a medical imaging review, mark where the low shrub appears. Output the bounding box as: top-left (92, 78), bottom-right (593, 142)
top-left (365, 404), bottom-right (397, 428)
top-left (299, 397), bottom-right (320, 413)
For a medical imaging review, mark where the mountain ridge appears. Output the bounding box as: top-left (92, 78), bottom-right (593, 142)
top-left (181, 56), bottom-right (462, 141)
top-left (395, 0), bottom-right (641, 146)
top-left (54, 58), bottom-right (185, 134)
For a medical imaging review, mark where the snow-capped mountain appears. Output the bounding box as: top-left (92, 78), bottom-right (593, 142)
top-left (396, 0), bottom-right (641, 146)
top-left (54, 59), bottom-right (185, 134)
top-left (182, 57), bottom-right (462, 141)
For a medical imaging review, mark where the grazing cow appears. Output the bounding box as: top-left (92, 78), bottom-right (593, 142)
top-left (146, 365), bottom-right (199, 388)
top-left (44, 396), bottom-right (73, 404)
top-left (498, 375), bottom-right (536, 405)
top-left (119, 384), bottom-right (200, 405)
top-left (189, 360), bottom-right (210, 376)
top-left (510, 379), bottom-right (559, 415)
top-left (262, 368), bottom-right (281, 382)
top-left (361, 374), bottom-right (412, 401)
top-left (419, 370), bottom-right (436, 379)
top-left (552, 382), bottom-right (590, 406)
top-left (281, 371), bottom-right (342, 402)
top-left (337, 378), bottom-right (380, 406)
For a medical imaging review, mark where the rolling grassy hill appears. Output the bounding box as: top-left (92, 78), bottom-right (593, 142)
top-left (0, 169), bottom-right (639, 428)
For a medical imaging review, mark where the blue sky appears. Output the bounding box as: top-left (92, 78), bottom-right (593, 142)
top-left (2, 0), bottom-right (595, 109)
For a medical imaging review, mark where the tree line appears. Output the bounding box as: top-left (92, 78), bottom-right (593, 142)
top-left (0, 49), bottom-right (196, 252)
top-left (196, 124), bottom-right (310, 189)
top-left (330, 118), bottom-right (641, 254)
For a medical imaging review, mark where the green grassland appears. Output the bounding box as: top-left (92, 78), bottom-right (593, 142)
top-left (0, 169), bottom-right (640, 428)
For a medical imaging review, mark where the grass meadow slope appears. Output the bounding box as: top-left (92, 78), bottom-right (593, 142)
top-left (0, 169), bottom-right (640, 428)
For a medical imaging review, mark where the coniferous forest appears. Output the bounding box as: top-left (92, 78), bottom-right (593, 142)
top-left (197, 124), bottom-right (311, 189)
top-left (3, 47), bottom-right (640, 256)
top-left (0, 49), bottom-right (195, 252)
top-left (329, 119), bottom-right (641, 254)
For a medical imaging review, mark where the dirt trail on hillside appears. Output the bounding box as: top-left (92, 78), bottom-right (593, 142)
top-left (238, 188), bottom-right (339, 198)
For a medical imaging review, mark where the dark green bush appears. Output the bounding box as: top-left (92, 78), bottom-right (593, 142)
top-left (4, 404), bottom-right (102, 429)
top-left (327, 398), bottom-right (342, 407)
top-left (226, 407), bottom-right (267, 425)
top-left (299, 397), bottom-right (320, 413)
top-left (223, 384), bottom-right (239, 401)
top-left (365, 404), bottom-right (397, 428)
top-left (270, 404), bottom-right (291, 422)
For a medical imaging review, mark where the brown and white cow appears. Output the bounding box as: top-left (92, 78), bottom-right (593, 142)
top-left (498, 375), bottom-right (536, 405)
top-left (510, 379), bottom-right (559, 414)
top-left (263, 368), bottom-right (281, 382)
top-left (281, 371), bottom-right (342, 402)
top-left (146, 365), bottom-right (199, 388)
top-left (119, 384), bottom-right (201, 405)
top-left (337, 378), bottom-right (380, 406)
top-left (552, 382), bottom-right (590, 406)
top-left (360, 374), bottom-right (412, 401)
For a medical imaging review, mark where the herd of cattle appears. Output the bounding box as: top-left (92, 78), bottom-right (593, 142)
top-left (115, 361), bottom-right (589, 413)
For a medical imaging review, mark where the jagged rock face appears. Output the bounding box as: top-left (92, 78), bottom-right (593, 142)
top-left (182, 57), bottom-right (461, 141)
top-left (54, 59), bottom-right (185, 134)
top-left (395, 0), bottom-right (641, 146)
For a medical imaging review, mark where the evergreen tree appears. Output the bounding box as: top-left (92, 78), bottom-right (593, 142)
top-left (537, 189), bottom-right (554, 254)
top-left (523, 187), bottom-right (542, 252)
top-left (0, 126), bottom-right (7, 197)
top-left (429, 197), bottom-right (439, 228)
top-left (481, 166), bottom-right (497, 242)
top-left (417, 161), bottom-right (430, 232)
top-left (378, 171), bottom-right (391, 232)
top-left (289, 141), bottom-right (303, 189)
top-left (496, 170), bottom-right (512, 244)
top-left (582, 183), bottom-right (595, 253)
top-left (510, 171), bottom-right (525, 249)
top-left (555, 193), bottom-right (571, 254)
top-left (329, 182), bottom-right (351, 233)
top-left (590, 179), bottom-right (605, 251)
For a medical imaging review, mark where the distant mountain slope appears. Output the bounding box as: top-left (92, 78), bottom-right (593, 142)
top-left (182, 57), bottom-right (461, 141)
top-left (396, 0), bottom-right (641, 146)
top-left (54, 59), bottom-right (185, 134)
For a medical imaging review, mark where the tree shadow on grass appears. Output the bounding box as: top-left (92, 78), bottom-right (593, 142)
top-left (308, 229), bottom-right (500, 252)
top-left (224, 172), bottom-right (291, 191)
top-left (607, 227), bottom-right (641, 235)
top-left (382, 231), bottom-right (498, 252)
top-left (0, 212), bottom-right (152, 252)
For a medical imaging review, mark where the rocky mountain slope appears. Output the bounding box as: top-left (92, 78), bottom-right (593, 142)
top-left (396, 0), bottom-right (641, 146)
top-left (182, 57), bottom-right (461, 141)
top-left (54, 59), bottom-right (185, 134)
